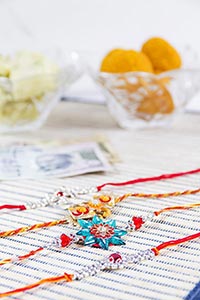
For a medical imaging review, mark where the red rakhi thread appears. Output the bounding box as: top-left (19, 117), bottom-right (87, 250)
top-left (0, 204), bottom-right (26, 211)
top-left (152, 231), bottom-right (200, 255)
top-left (0, 231), bottom-right (200, 298)
top-left (97, 167), bottom-right (200, 191)
top-left (1, 167), bottom-right (200, 213)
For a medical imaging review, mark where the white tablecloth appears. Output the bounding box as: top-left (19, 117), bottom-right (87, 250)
top-left (0, 102), bottom-right (200, 300)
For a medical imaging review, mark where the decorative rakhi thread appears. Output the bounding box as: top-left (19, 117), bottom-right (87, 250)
top-left (115, 188), bottom-right (200, 201)
top-left (1, 167), bottom-right (200, 212)
top-left (0, 233), bottom-right (75, 267)
top-left (0, 201), bottom-right (199, 240)
top-left (96, 167), bottom-right (200, 191)
top-left (0, 231), bottom-right (200, 298)
top-left (0, 204), bottom-right (26, 211)
top-left (0, 219), bottom-right (70, 238)
top-left (0, 202), bottom-right (199, 266)
top-left (126, 202), bottom-right (200, 231)
top-left (2, 186), bottom-right (199, 220)
top-left (68, 188), bottom-right (200, 220)
top-left (0, 186), bottom-right (200, 240)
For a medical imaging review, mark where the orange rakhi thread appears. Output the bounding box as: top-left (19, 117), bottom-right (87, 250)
top-left (115, 187), bottom-right (200, 203)
top-left (126, 202), bottom-right (200, 231)
top-left (0, 201), bottom-right (199, 268)
top-left (0, 187), bottom-right (200, 240)
top-left (69, 187), bottom-right (200, 221)
top-left (0, 234), bottom-right (74, 267)
top-left (0, 247), bottom-right (44, 266)
top-left (0, 219), bottom-right (69, 238)
top-left (85, 187), bottom-right (200, 222)
top-left (0, 273), bottom-right (74, 298)
top-left (0, 231), bottom-right (200, 298)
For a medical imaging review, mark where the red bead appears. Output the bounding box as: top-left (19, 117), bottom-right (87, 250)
top-left (109, 253), bottom-right (122, 263)
top-left (59, 234), bottom-right (72, 247)
top-left (57, 191), bottom-right (64, 197)
top-left (132, 216), bottom-right (144, 230)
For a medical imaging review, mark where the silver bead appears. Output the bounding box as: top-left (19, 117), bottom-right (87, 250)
top-left (89, 269), bottom-right (96, 276)
top-left (25, 203), bottom-right (31, 209)
top-left (129, 254), bottom-right (140, 263)
top-left (117, 263), bottom-right (124, 269)
top-left (146, 213), bottom-right (155, 221)
top-left (88, 186), bottom-right (98, 193)
top-left (77, 274), bottom-right (83, 280)
top-left (73, 273), bottom-right (79, 280)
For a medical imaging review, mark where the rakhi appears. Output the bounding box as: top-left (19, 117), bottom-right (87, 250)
top-left (0, 202), bottom-right (199, 266)
top-left (1, 167), bottom-right (200, 213)
top-left (0, 231), bottom-right (200, 298)
top-left (1, 191), bottom-right (200, 240)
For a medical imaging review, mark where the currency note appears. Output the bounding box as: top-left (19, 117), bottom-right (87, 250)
top-left (0, 142), bottom-right (110, 180)
top-left (0, 135), bottom-right (120, 164)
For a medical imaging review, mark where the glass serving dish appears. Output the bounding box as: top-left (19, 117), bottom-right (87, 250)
top-left (88, 48), bottom-right (200, 128)
top-left (0, 50), bottom-right (83, 132)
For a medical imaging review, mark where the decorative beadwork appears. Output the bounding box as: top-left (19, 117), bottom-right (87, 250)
top-left (0, 233), bottom-right (74, 267)
top-left (2, 167), bottom-right (200, 215)
top-left (53, 233), bottom-right (74, 248)
top-left (1, 203), bottom-right (200, 240)
top-left (68, 203), bottom-right (92, 219)
top-left (25, 186), bottom-right (98, 211)
top-left (1, 232), bottom-right (200, 297)
top-left (126, 214), bottom-right (154, 231)
top-left (108, 252), bottom-right (123, 263)
top-left (132, 216), bottom-right (145, 230)
top-left (76, 216), bottom-right (127, 250)
top-left (68, 201), bottom-right (112, 220)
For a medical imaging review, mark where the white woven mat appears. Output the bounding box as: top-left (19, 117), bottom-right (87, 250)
top-left (0, 127), bottom-right (200, 300)
top-left (0, 105), bottom-right (200, 300)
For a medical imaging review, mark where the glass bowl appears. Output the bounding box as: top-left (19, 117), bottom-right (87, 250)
top-left (0, 50), bottom-right (83, 132)
top-left (87, 49), bottom-right (200, 128)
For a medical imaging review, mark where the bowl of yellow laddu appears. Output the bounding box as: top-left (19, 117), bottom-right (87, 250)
top-left (89, 37), bottom-right (200, 128)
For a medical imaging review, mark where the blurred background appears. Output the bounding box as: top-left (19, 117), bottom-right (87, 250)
top-left (0, 0), bottom-right (200, 111)
top-left (0, 0), bottom-right (199, 52)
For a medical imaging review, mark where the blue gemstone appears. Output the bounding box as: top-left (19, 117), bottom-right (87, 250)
top-left (78, 219), bottom-right (92, 228)
top-left (114, 229), bottom-right (127, 237)
top-left (84, 235), bottom-right (96, 246)
top-left (106, 219), bottom-right (116, 228)
top-left (92, 215), bottom-right (102, 225)
top-left (76, 228), bottom-right (90, 236)
top-left (98, 238), bottom-right (109, 250)
top-left (111, 236), bottom-right (126, 246)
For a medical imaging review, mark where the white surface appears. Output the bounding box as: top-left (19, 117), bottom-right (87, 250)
top-left (0, 0), bottom-right (200, 109)
top-left (0, 103), bottom-right (200, 299)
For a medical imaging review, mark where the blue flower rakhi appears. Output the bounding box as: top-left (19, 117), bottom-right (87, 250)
top-left (76, 216), bottom-right (127, 250)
